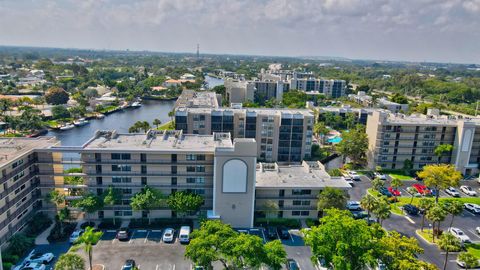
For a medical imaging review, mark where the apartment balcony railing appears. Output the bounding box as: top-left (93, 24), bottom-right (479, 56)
top-left (0, 184), bottom-right (39, 215)
top-left (35, 159), bottom-right (214, 165)
top-left (0, 194), bottom-right (40, 232)
top-left (0, 174), bottom-right (39, 200)
top-left (0, 160), bottom-right (36, 184)
top-left (37, 171), bottom-right (213, 177)
top-left (255, 196), bottom-right (318, 200)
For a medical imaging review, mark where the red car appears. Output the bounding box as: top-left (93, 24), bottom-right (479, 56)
top-left (388, 187), bottom-right (401, 196)
top-left (412, 184), bottom-right (431, 196)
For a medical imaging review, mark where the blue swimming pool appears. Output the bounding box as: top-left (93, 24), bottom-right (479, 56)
top-left (327, 136), bottom-right (342, 143)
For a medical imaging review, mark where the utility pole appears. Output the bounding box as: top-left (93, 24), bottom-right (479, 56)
top-left (196, 44), bottom-right (200, 60)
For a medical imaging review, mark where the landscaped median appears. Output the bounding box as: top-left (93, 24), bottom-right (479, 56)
top-left (415, 230), bottom-right (480, 261)
top-left (366, 188), bottom-right (405, 216)
top-left (397, 197), bottom-right (480, 206)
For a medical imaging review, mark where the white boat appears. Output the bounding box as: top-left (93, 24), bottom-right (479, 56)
top-left (73, 118), bottom-right (90, 127)
top-left (131, 101), bottom-right (142, 108)
top-left (96, 114), bottom-right (105, 119)
top-left (59, 124), bottom-right (75, 131)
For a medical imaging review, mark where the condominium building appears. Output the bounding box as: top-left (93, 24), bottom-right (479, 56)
top-left (348, 92), bottom-right (409, 113)
top-left (0, 137), bottom-right (60, 246)
top-left (314, 106), bottom-right (388, 125)
top-left (174, 90), bottom-right (221, 109)
top-left (224, 79), bottom-right (288, 105)
top-left (174, 106), bottom-right (314, 162)
top-left (366, 111), bottom-right (480, 175)
top-left (290, 78), bottom-right (347, 98)
top-left (0, 131), bottom-right (350, 245)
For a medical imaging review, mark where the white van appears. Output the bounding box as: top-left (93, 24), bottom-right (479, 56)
top-left (179, 226), bottom-right (191, 244)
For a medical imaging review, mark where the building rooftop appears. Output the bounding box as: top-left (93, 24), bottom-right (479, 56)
top-left (378, 111), bottom-right (480, 126)
top-left (0, 137), bottom-right (59, 168)
top-left (318, 106), bottom-right (387, 114)
top-left (175, 106), bottom-right (314, 118)
top-left (82, 130), bottom-right (233, 152)
top-left (255, 161), bottom-right (351, 189)
top-left (175, 90), bottom-right (220, 109)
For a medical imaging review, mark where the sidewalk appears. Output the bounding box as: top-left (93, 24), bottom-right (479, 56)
top-left (35, 222), bottom-right (55, 245)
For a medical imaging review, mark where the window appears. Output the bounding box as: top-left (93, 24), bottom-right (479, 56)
top-left (293, 200), bottom-right (301, 206)
top-left (186, 166), bottom-right (195, 172)
top-left (114, 210), bottom-right (132, 217)
top-left (186, 154), bottom-right (196, 161)
top-left (141, 177), bottom-right (147, 185)
top-left (122, 188), bottom-right (132, 195)
top-left (111, 165), bottom-right (131, 172)
top-left (292, 189), bottom-right (311, 195)
top-left (187, 189), bottom-right (205, 195)
top-left (112, 176), bottom-right (132, 183)
top-left (171, 177), bottom-right (177, 186)
top-left (196, 166), bottom-right (205, 172)
top-left (12, 159), bottom-right (24, 169)
top-left (13, 171), bottom-right (25, 182)
top-left (187, 177), bottom-right (205, 184)
top-left (111, 153), bottom-right (131, 160)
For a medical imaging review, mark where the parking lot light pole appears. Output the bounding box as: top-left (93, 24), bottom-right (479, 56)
top-left (0, 249), bottom-right (3, 270)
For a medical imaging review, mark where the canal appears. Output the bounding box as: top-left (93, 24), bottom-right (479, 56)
top-left (204, 75), bottom-right (224, 89)
top-left (47, 99), bottom-right (175, 146)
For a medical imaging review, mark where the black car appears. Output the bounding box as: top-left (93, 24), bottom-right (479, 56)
top-left (403, 204), bottom-right (419, 215)
top-left (266, 227), bottom-right (277, 239)
top-left (286, 259), bottom-right (300, 270)
top-left (277, 227), bottom-right (290, 240)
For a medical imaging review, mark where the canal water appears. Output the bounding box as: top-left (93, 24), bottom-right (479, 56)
top-left (47, 99), bottom-right (175, 146)
top-left (204, 75), bottom-right (224, 89)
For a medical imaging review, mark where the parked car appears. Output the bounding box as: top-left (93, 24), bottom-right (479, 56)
top-left (277, 227), bottom-right (290, 239)
top-left (117, 228), bottom-right (130, 241)
top-left (456, 259), bottom-right (480, 269)
top-left (374, 172), bottom-right (387, 180)
top-left (448, 227), bottom-right (472, 243)
top-left (378, 187), bottom-right (392, 197)
top-left (24, 250), bottom-right (55, 264)
top-left (464, 203), bottom-right (480, 214)
top-left (349, 171), bottom-right (361, 181)
top-left (179, 226), bottom-right (191, 244)
top-left (445, 187), bottom-right (460, 197)
top-left (351, 210), bottom-right (368, 219)
top-left (412, 184), bottom-right (431, 196)
top-left (476, 227), bottom-right (480, 234)
top-left (69, 229), bottom-right (83, 244)
top-left (286, 259), bottom-right (300, 270)
top-left (406, 187), bottom-right (421, 197)
top-left (460, 185), bottom-right (477, 196)
top-left (163, 228), bottom-right (175, 243)
top-left (122, 260), bottom-right (136, 270)
top-left (403, 204), bottom-right (419, 215)
top-left (266, 227), bottom-right (278, 239)
top-left (20, 262), bottom-right (46, 270)
top-left (346, 201), bottom-right (362, 211)
top-left (387, 187), bottom-right (401, 196)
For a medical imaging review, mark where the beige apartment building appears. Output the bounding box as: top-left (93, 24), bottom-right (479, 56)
top-left (367, 111), bottom-right (480, 175)
top-left (0, 137), bottom-right (60, 246)
top-left (175, 106), bottom-right (314, 162)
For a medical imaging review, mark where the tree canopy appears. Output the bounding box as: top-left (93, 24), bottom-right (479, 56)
top-left (167, 191), bottom-right (204, 217)
top-left (336, 126), bottom-right (368, 165)
top-left (45, 87), bottom-right (69, 105)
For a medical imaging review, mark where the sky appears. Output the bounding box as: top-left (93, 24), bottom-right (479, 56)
top-left (0, 0), bottom-right (479, 64)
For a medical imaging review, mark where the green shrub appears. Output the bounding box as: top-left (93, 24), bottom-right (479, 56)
top-left (305, 218), bottom-right (320, 227)
top-left (7, 233), bottom-right (34, 256)
top-left (3, 262), bottom-right (13, 270)
top-left (47, 221), bottom-right (77, 242)
top-left (1, 253), bottom-right (19, 263)
top-left (98, 219), bottom-right (122, 230)
top-left (254, 218), bottom-right (301, 228)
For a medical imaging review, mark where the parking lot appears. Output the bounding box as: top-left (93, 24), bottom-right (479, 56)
top-left (77, 227), bottom-right (315, 270)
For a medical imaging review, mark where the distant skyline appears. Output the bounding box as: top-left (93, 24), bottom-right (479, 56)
top-left (0, 0), bottom-right (479, 64)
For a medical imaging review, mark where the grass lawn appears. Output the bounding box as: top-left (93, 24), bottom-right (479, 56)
top-left (466, 244), bottom-right (480, 259)
top-left (156, 121), bottom-right (175, 130)
top-left (398, 197), bottom-right (480, 206)
top-left (416, 229), bottom-right (435, 243)
top-left (390, 203), bottom-right (404, 215)
top-left (367, 188), bottom-right (381, 197)
top-left (388, 173), bottom-right (413, 181)
top-left (99, 105), bottom-right (119, 113)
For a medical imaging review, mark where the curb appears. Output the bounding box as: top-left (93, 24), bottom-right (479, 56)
top-left (415, 230), bottom-right (435, 246)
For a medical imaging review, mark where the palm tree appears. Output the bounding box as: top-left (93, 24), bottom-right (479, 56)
top-left (360, 194), bottom-right (378, 219)
top-left (168, 110), bottom-right (174, 122)
top-left (47, 190), bottom-right (66, 232)
top-left (417, 198), bottom-right (434, 232)
top-left (373, 198), bottom-right (390, 226)
top-left (438, 233), bottom-right (461, 270)
top-left (103, 187), bottom-right (121, 226)
top-left (141, 121), bottom-right (151, 132)
top-left (443, 200), bottom-right (464, 229)
top-left (426, 205), bottom-right (447, 243)
top-left (390, 177), bottom-right (402, 192)
top-left (371, 178), bottom-right (384, 191)
top-left (434, 144), bottom-right (453, 164)
top-left (153, 118), bottom-right (162, 128)
top-left (0, 98), bottom-right (12, 116)
top-left (78, 226), bottom-right (103, 270)
top-left (457, 251), bottom-right (478, 270)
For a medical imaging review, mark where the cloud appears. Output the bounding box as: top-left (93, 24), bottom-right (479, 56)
top-left (0, 0), bottom-right (478, 63)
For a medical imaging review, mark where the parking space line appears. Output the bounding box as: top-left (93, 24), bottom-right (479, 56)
top-left (172, 264), bottom-right (175, 270)
top-left (144, 230), bottom-right (150, 243)
top-left (463, 210), bottom-right (476, 217)
top-left (468, 230), bottom-right (480, 239)
top-left (155, 265), bottom-right (159, 270)
top-left (289, 230), bottom-right (294, 243)
top-left (404, 216), bottom-right (415, 224)
top-left (129, 230), bottom-right (136, 243)
top-left (260, 229), bottom-right (267, 243)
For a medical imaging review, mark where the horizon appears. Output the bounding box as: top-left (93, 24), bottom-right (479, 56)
top-left (0, 1), bottom-right (479, 64)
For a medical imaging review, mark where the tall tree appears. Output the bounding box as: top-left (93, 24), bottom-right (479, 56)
top-left (317, 187), bottom-right (349, 214)
top-left (434, 144), bottom-right (453, 164)
top-left (373, 197), bottom-right (391, 226)
top-left (390, 177), bottom-right (402, 192)
top-left (361, 194), bottom-right (378, 219)
top-left (438, 233), bottom-right (461, 270)
top-left (45, 87), bottom-right (69, 105)
top-left (457, 251), bottom-right (478, 270)
top-left (103, 187), bottom-right (122, 225)
top-left (417, 164), bottom-right (462, 203)
top-left (264, 240), bottom-right (287, 270)
top-left (74, 194), bottom-right (104, 222)
top-left (55, 253), bottom-right (85, 270)
top-left (376, 231), bottom-right (425, 270)
top-left (371, 178), bottom-right (385, 191)
top-left (130, 186), bottom-right (164, 224)
top-left (442, 199), bottom-right (464, 229)
top-left (77, 227), bottom-right (103, 270)
top-left (416, 198), bottom-right (434, 232)
top-left (426, 205), bottom-right (447, 242)
top-left (152, 118), bottom-right (162, 128)
top-left (167, 191), bottom-right (204, 218)
top-left (336, 126), bottom-right (368, 165)
top-left (47, 190), bottom-right (66, 232)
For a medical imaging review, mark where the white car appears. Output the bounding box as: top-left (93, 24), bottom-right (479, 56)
top-left (20, 262), bottom-right (46, 270)
top-left (448, 227), bottom-right (471, 243)
top-left (349, 171), bottom-right (361, 181)
top-left (445, 187), bottom-right (460, 197)
top-left (460, 185), bottom-right (477, 196)
top-left (162, 228), bottom-right (175, 243)
top-left (476, 227), bottom-right (480, 234)
top-left (69, 229), bottom-right (83, 244)
top-left (346, 201), bottom-right (362, 211)
top-left (24, 250), bottom-right (55, 264)
top-left (456, 259), bottom-right (480, 269)
top-left (464, 203), bottom-right (480, 214)
top-left (374, 172), bottom-right (387, 180)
